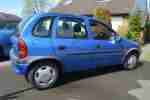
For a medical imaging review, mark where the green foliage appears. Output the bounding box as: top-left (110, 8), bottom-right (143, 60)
top-left (22, 0), bottom-right (34, 16)
top-left (37, 0), bottom-right (47, 10)
top-left (145, 20), bottom-right (150, 31)
top-left (143, 19), bottom-right (150, 42)
top-left (22, 0), bottom-right (61, 16)
top-left (127, 11), bottom-right (142, 41)
top-left (126, 31), bottom-right (139, 40)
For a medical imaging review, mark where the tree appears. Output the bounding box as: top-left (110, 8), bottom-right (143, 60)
top-left (22, 0), bottom-right (34, 17)
top-left (37, 0), bottom-right (47, 11)
top-left (22, 0), bottom-right (62, 17)
top-left (144, 18), bottom-right (150, 42)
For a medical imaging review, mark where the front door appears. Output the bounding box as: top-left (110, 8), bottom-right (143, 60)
top-left (53, 17), bottom-right (94, 72)
top-left (88, 19), bottom-right (123, 66)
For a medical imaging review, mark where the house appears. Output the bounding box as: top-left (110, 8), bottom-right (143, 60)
top-left (0, 12), bottom-right (21, 23)
top-left (52, 0), bottom-right (136, 31)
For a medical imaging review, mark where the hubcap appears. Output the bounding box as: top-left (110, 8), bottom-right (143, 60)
top-left (127, 55), bottom-right (137, 69)
top-left (34, 65), bottom-right (57, 88)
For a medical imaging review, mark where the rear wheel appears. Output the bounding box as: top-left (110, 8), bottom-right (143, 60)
top-left (27, 61), bottom-right (59, 90)
top-left (123, 53), bottom-right (138, 70)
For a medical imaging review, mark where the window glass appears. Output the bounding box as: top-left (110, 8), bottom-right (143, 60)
top-left (57, 18), bottom-right (87, 39)
top-left (90, 20), bottom-right (113, 40)
top-left (33, 17), bottom-right (52, 37)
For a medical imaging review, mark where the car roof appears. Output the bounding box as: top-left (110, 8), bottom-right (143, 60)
top-left (34, 12), bottom-right (95, 20)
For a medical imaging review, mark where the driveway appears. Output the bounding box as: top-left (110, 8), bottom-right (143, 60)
top-left (0, 45), bottom-right (150, 100)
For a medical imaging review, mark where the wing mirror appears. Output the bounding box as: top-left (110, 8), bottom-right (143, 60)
top-left (114, 35), bottom-right (122, 43)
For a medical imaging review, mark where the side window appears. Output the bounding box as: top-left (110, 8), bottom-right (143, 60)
top-left (90, 20), bottom-right (113, 40)
top-left (56, 18), bottom-right (87, 39)
top-left (33, 17), bottom-right (52, 37)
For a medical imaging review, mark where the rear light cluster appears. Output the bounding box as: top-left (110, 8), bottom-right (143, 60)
top-left (18, 38), bottom-right (28, 58)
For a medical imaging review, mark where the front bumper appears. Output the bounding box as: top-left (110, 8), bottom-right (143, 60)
top-left (10, 49), bottom-right (28, 75)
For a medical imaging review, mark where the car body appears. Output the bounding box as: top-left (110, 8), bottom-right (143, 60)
top-left (0, 22), bottom-right (18, 60)
top-left (10, 12), bottom-right (141, 89)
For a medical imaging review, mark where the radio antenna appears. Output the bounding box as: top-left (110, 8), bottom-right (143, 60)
top-left (33, 0), bottom-right (40, 14)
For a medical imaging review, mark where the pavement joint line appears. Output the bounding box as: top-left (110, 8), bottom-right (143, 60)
top-left (128, 80), bottom-right (150, 100)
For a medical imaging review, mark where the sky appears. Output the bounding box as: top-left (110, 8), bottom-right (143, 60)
top-left (136, 0), bottom-right (147, 9)
top-left (0, 0), bottom-right (149, 17)
top-left (0, 0), bottom-right (22, 16)
top-left (0, 0), bottom-right (63, 17)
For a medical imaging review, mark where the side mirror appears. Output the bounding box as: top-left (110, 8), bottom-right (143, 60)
top-left (115, 35), bottom-right (122, 43)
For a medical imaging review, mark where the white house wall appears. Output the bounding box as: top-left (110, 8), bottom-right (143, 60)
top-left (111, 16), bottom-right (123, 31)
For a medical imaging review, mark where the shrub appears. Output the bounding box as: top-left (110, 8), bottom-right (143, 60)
top-left (127, 11), bottom-right (142, 41)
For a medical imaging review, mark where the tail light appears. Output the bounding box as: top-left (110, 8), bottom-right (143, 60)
top-left (18, 38), bottom-right (27, 58)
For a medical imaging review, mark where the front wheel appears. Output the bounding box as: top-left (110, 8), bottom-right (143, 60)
top-left (27, 61), bottom-right (59, 90)
top-left (123, 53), bottom-right (139, 70)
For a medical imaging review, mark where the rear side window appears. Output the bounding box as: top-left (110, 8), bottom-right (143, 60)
top-left (32, 17), bottom-right (53, 37)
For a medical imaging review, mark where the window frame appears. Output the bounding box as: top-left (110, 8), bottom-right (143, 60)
top-left (32, 16), bottom-right (54, 38)
top-left (89, 19), bottom-right (116, 40)
top-left (56, 17), bottom-right (88, 39)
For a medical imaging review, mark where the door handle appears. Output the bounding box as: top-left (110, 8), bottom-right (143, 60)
top-left (58, 45), bottom-right (66, 50)
top-left (96, 45), bottom-right (102, 49)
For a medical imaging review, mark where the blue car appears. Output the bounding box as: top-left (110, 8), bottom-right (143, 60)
top-left (10, 13), bottom-right (141, 89)
top-left (0, 23), bottom-right (18, 60)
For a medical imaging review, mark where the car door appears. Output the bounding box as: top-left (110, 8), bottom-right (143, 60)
top-left (53, 17), bottom-right (95, 72)
top-left (88, 19), bottom-right (124, 66)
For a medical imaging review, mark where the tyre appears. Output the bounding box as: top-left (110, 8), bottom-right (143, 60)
top-left (27, 61), bottom-right (59, 90)
top-left (123, 53), bottom-right (138, 70)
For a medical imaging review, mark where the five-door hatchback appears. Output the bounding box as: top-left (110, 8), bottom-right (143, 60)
top-left (10, 13), bottom-right (141, 90)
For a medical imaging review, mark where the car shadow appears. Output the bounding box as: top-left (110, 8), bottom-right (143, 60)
top-left (0, 61), bottom-right (144, 98)
top-left (0, 87), bottom-right (34, 100)
top-left (55, 62), bottom-right (143, 88)
top-left (0, 57), bottom-right (9, 62)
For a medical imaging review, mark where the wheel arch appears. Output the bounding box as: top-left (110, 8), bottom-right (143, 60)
top-left (123, 48), bottom-right (140, 63)
top-left (25, 57), bottom-right (64, 81)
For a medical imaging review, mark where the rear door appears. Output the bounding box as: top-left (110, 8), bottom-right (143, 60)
top-left (53, 17), bottom-right (94, 72)
top-left (88, 20), bottom-right (123, 66)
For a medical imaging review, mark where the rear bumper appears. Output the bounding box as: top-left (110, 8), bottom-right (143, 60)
top-left (10, 49), bottom-right (28, 75)
top-left (11, 62), bottom-right (28, 75)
